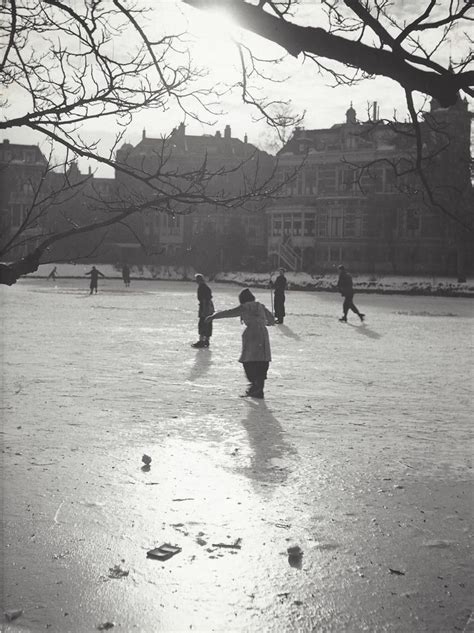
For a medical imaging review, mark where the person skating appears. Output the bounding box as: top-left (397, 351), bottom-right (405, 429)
top-left (191, 274), bottom-right (214, 348)
top-left (47, 266), bottom-right (57, 281)
top-left (122, 263), bottom-right (131, 287)
top-left (205, 288), bottom-right (275, 399)
top-left (337, 265), bottom-right (365, 322)
top-left (272, 268), bottom-right (287, 324)
top-left (85, 266), bottom-right (105, 294)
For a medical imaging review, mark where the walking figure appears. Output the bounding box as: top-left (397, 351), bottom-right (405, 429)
top-left (272, 268), bottom-right (287, 324)
top-left (122, 263), bottom-right (131, 287)
top-left (337, 265), bottom-right (365, 322)
top-left (47, 266), bottom-right (57, 281)
top-left (85, 266), bottom-right (105, 294)
top-left (191, 274), bottom-right (214, 348)
top-left (206, 288), bottom-right (274, 399)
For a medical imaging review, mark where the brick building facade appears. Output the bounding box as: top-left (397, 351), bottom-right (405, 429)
top-left (267, 100), bottom-right (472, 276)
top-left (114, 124), bottom-right (273, 271)
top-left (0, 139), bottom-right (48, 259)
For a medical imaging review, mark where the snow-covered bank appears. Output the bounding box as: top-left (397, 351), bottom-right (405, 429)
top-left (24, 262), bottom-right (474, 297)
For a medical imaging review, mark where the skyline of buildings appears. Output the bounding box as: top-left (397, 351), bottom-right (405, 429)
top-left (1, 99), bottom-right (472, 278)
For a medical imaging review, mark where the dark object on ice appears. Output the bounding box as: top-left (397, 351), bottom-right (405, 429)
top-left (142, 454), bottom-right (152, 465)
top-left (389, 568), bottom-right (406, 576)
top-left (4, 609), bottom-right (23, 621)
top-left (97, 622), bottom-right (115, 630)
top-left (287, 545), bottom-right (303, 568)
top-left (211, 538), bottom-right (242, 549)
top-left (147, 543), bottom-right (181, 561)
top-left (337, 265), bottom-right (365, 322)
top-left (108, 565), bottom-right (129, 579)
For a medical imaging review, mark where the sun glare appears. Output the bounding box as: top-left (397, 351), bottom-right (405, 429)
top-left (189, 8), bottom-right (241, 78)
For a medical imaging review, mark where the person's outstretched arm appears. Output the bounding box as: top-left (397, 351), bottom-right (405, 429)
top-left (205, 306), bottom-right (241, 322)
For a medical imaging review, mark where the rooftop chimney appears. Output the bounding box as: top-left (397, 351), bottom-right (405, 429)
top-left (244, 133), bottom-right (248, 144)
top-left (3, 139), bottom-right (10, 145)
top-left (224, 124), bottom-right (231, 140)
top-left (142, 128), bottom-right (146, 140)
top-left (215, 130), bottom-right (221, 138)
top-left (178, 122), bottom-right (186, 137)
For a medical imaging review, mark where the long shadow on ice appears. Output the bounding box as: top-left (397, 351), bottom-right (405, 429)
top-left (347, 322), bottom-right (381, 340)
top-left (239, 399), bottom-right (296, 485)
top-left (276, 324), bottom-right (301, 340)
top-left (186, 349), bottom-right (213, 382)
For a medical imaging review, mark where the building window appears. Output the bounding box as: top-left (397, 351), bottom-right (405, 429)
top-left (344, 207), bottom-right (365, 238)
top-left (284, 171), bottom-right (297, 196)
top-left (339, 167), bottom-right (356, 193)
top-left (10, 204), bottom-right (23, 227)
top-left (283, 215), bottom-right (292, 236)
top-left (303, 213), bottom-right (315, 236)
top-left (304, 168), bottom-right (317, 195)
top-left (329, 246), bottom-right (342, 262)
top-left (328, 208), bottom-right (344, 237)
top-left (272, 217), bottom-right (282, 236)
top-left (403, 207), bottom-right (421, 237)
top-left (317, 211), bottom-right (327, 237)
top-left (385, 168), bottom-right (397, 193)
top-left (293, 214), bottom-right (302, 236)
top-left (318, 166), bottom-right (336, 194)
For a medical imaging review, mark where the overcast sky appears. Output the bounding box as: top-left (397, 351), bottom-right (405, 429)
top-left (2, 0), bottom-right (471, 176)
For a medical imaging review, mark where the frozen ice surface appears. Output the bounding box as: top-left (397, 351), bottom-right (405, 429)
top-left (1, 279), bottom-right (473, 632)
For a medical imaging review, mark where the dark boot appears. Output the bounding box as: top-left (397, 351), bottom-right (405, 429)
top-left (250, 378), bottom-right (265, 399)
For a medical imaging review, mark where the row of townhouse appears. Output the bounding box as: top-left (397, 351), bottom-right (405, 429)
top-left (1, 98), bottom-right (472, 276)
top-left (267, 99), bottom-right (473, 276)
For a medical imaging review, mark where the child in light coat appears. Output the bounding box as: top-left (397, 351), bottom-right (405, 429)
top-left (206, 288), bottom-right (274, 398)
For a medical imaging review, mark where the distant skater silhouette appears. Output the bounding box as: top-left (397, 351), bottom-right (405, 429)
top-left (337, 265), bottom-right (365, 322)
top-left (191, 274), bottom-right (214, 348)
top-left (47, 266), bottom-right (57, 281)
top-left (271, 268), bottom-right (287, 324)
top-left (85, 266), bottom-right (105, 294)
top-left (206, 288), bottom-right (274, 399)
top-left (122, 263), bottom-right (131, 287)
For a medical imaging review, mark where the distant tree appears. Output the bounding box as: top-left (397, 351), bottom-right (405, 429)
top-left (0, 1), bottom-right (283, 285)
top-left (184, 1), bottom-right (472, 108)
top-left (186, 0), bottom-right (473, 279)
top-left (185, 1), bottom-right (473, 219)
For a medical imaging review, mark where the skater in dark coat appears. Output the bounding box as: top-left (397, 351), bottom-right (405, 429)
top-left (192, 274), bottom-right (214, 348)
top-left (206, 288), bottom-right (275, 399)
top-left (122, 264), bottom-right (131, 287)
top-left (337, 265), bottom-right (365, 322)
top-left (272, 268), bottom-right (287, 324)
top-left (85, 266), bottom-right (105, 294)
top-left (47, 266), bottom-right (57, 281)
